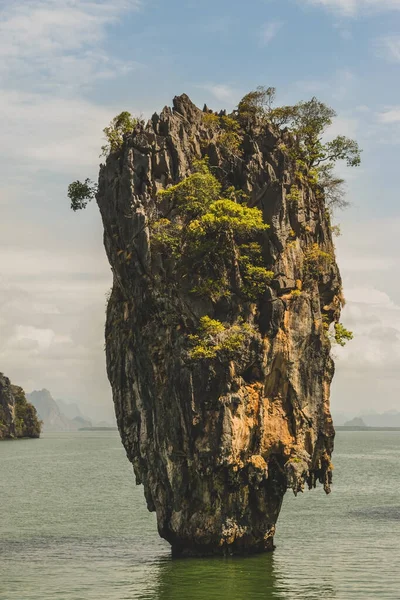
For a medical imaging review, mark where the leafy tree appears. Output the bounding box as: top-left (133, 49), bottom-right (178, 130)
top-left (318, 164), bottom-right (348, 211)
top-left (151, 161), bottom-right (272, 302)
top-left (101, 111), bottom-right (138, 156)
top-left (322, 318), bottom-right (353, 347)
top-left (303, 243), bottom-right (333, 281)
top-left (202, 113), bottom-right (243, 155)
top-left (68, 178), bottom-right (97, 211)
top-left (236, 89), bottom-right (361, 212)
top-left (236, 86), bottom-right (276, 123)
top-left (157, 158), bottom-right (221, 219)
top-left (67, 110), bottom-right (138, 210)
top-left (333, 323), bottom-right (354, 347)
top-left (272, 97), bottom-right (361, 171)
top-left (188, 316), bottom-right (254, 361)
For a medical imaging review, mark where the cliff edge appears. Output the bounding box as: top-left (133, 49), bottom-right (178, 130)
top-left (97, 94), bottom-right (344, 556)
top-left (0, 373), bottom-right (41, 439)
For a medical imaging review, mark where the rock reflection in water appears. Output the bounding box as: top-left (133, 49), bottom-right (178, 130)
top-left (136, 553), bottom-right (337, 600)
top-left (136, 554), bottom-right (281, 600)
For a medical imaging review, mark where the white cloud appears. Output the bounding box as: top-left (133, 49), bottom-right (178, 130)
top-left (12, 326), bottom-right (57, 351)
top-left (0, 251), bottom-right (113, 420)
top-left (344, 287), bottom-right (398, 307)
top-left (330, 217), bottom-right (400, 412)
top-left (376, 36), bottom-right (400, 63)
top-left (0, 0), bottom-right (141, 87)
top-left (326, 114), bottom-right (359, 140)
top-left (0, 91), bottom-right (118, 169)
top-left (259, 21), bottom-right (283, 46)
top-left (0, 0), bottom-right (142, 421)
top-left (336, 287), bottom-right (400, 370)
top-left (378, 107), bottom-right (400, 123)
top-left (199, 84), bottom-right (238, 106)
top-left (294, 68), bottom-right (356, 103)
top-left (0, 2), bottom-right (143, 172)
top-left (303, 0), bottom-right (400, 15)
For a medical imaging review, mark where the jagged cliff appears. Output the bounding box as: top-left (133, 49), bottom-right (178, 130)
top-left (0, 373), bottom-right (41, 439)
top-left (97, 95), bottom-right (342, 556)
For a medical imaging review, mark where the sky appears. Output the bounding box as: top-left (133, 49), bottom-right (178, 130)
top-left (0, 0), bottom-right (400, 421)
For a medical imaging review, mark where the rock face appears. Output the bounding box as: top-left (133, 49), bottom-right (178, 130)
top-left (97, 95), bottom-right (341, 556)
top-left (0, 373), bottom-right (41, 439)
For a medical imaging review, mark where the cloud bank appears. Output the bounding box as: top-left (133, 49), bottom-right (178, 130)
top-left (303, 0), bottom-right (400, 16)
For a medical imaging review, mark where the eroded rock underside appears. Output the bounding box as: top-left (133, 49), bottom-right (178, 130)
top-left (97, 95), bottom-right (341, 556)
top-left (0, 373), bottom-right (41, 439)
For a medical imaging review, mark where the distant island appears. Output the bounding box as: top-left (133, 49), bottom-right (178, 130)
top-left (27, 389), bottom-right (116, 432)
top-left (337, 417), bottom-right (400, 431)
top-left (27, 389), bottom-right (92, 432)
top-left (334, 412), bottom-right (400, 431)
top-left (79, 427), bottom-right (118, 431)
top-left (336, 426), bottom-right (400, 431)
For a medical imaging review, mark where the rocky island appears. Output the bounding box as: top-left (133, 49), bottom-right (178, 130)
top-left (70, 89), bottom-right (358, 556)
top-left (0, 373), bottom-right (41, 439)
top-left (27, 389), bottom-right (92, 432)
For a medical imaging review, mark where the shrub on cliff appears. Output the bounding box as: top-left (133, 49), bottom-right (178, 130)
top-left (188, 316), bottom-right (254, 360)
top-left (12, 385), bottom-right (41, 438)
top-left (67, 94), bottom-right (355, 350)
top-left (303, 243), bottom-right (333, 281)
top-left (68, 179), bottom-right (97, 211)
top-left (101, 111), bottom-right (138, 156)
top-left (68, 90), bottom-right (360, 216)
top-left (333, 323), bottom-right (354, 347)
top-left (152, 160), bottom-right (272, 302)
top-left (236, 87), bottom-right (361, 212)
top-left (202, 113), bottom-right (243, 155)
top-left (67, 111), bottom-right (137, 211)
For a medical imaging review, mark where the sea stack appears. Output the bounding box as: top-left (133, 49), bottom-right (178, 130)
top-left (97, 95), bottom-right (341, 556)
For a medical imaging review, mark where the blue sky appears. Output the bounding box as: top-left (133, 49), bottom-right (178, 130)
top-left (0, 0), bottom-right (400, 420)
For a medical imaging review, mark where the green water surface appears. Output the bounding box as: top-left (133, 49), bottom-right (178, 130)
top-left (1, 431), bottom-right (399, 599)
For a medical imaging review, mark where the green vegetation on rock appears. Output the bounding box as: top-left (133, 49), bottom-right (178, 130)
top-left (68, 87), bottom-right (361, 219)
top-left (202, 112), bottom-right (243, 155)
top-left (303, 243), bottom-right (333, 281)
top-left (235, 86), bottom-right (361, 212)
top-left (322, 317), bottom-right (353, 347)
top-left (68, 111), bottom-right (137, 211)
top-left (101, 111), bottom-right (138, 156)
top-left (151, 160), bottom-right (272, 303)
top-left (68, 90), bottom-right (356, 354)
top-left (0, 374), bottom-right (41, 440)
top-left (188, 316), bottom-right (254, 361)
top-left (12, 385), bottom-right (41, 438)
top-left (68, 178), bottom-right (97, 211)
top-left (333, 323), bottom-right (354, 347)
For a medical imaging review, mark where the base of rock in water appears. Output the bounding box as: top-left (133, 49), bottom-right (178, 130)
top-left (171, 535), bottom-right (275, 558)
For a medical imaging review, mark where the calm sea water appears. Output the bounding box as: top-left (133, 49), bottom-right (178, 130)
top-left (1, 431), bottom-right (399, 600)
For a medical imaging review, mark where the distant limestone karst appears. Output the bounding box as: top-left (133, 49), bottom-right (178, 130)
top-left (27, 389), bottom-right (92, 432)
top-left (342, 417), bottom-right (367, 428)
top-left (0, 373), bottom-right (41, 439)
